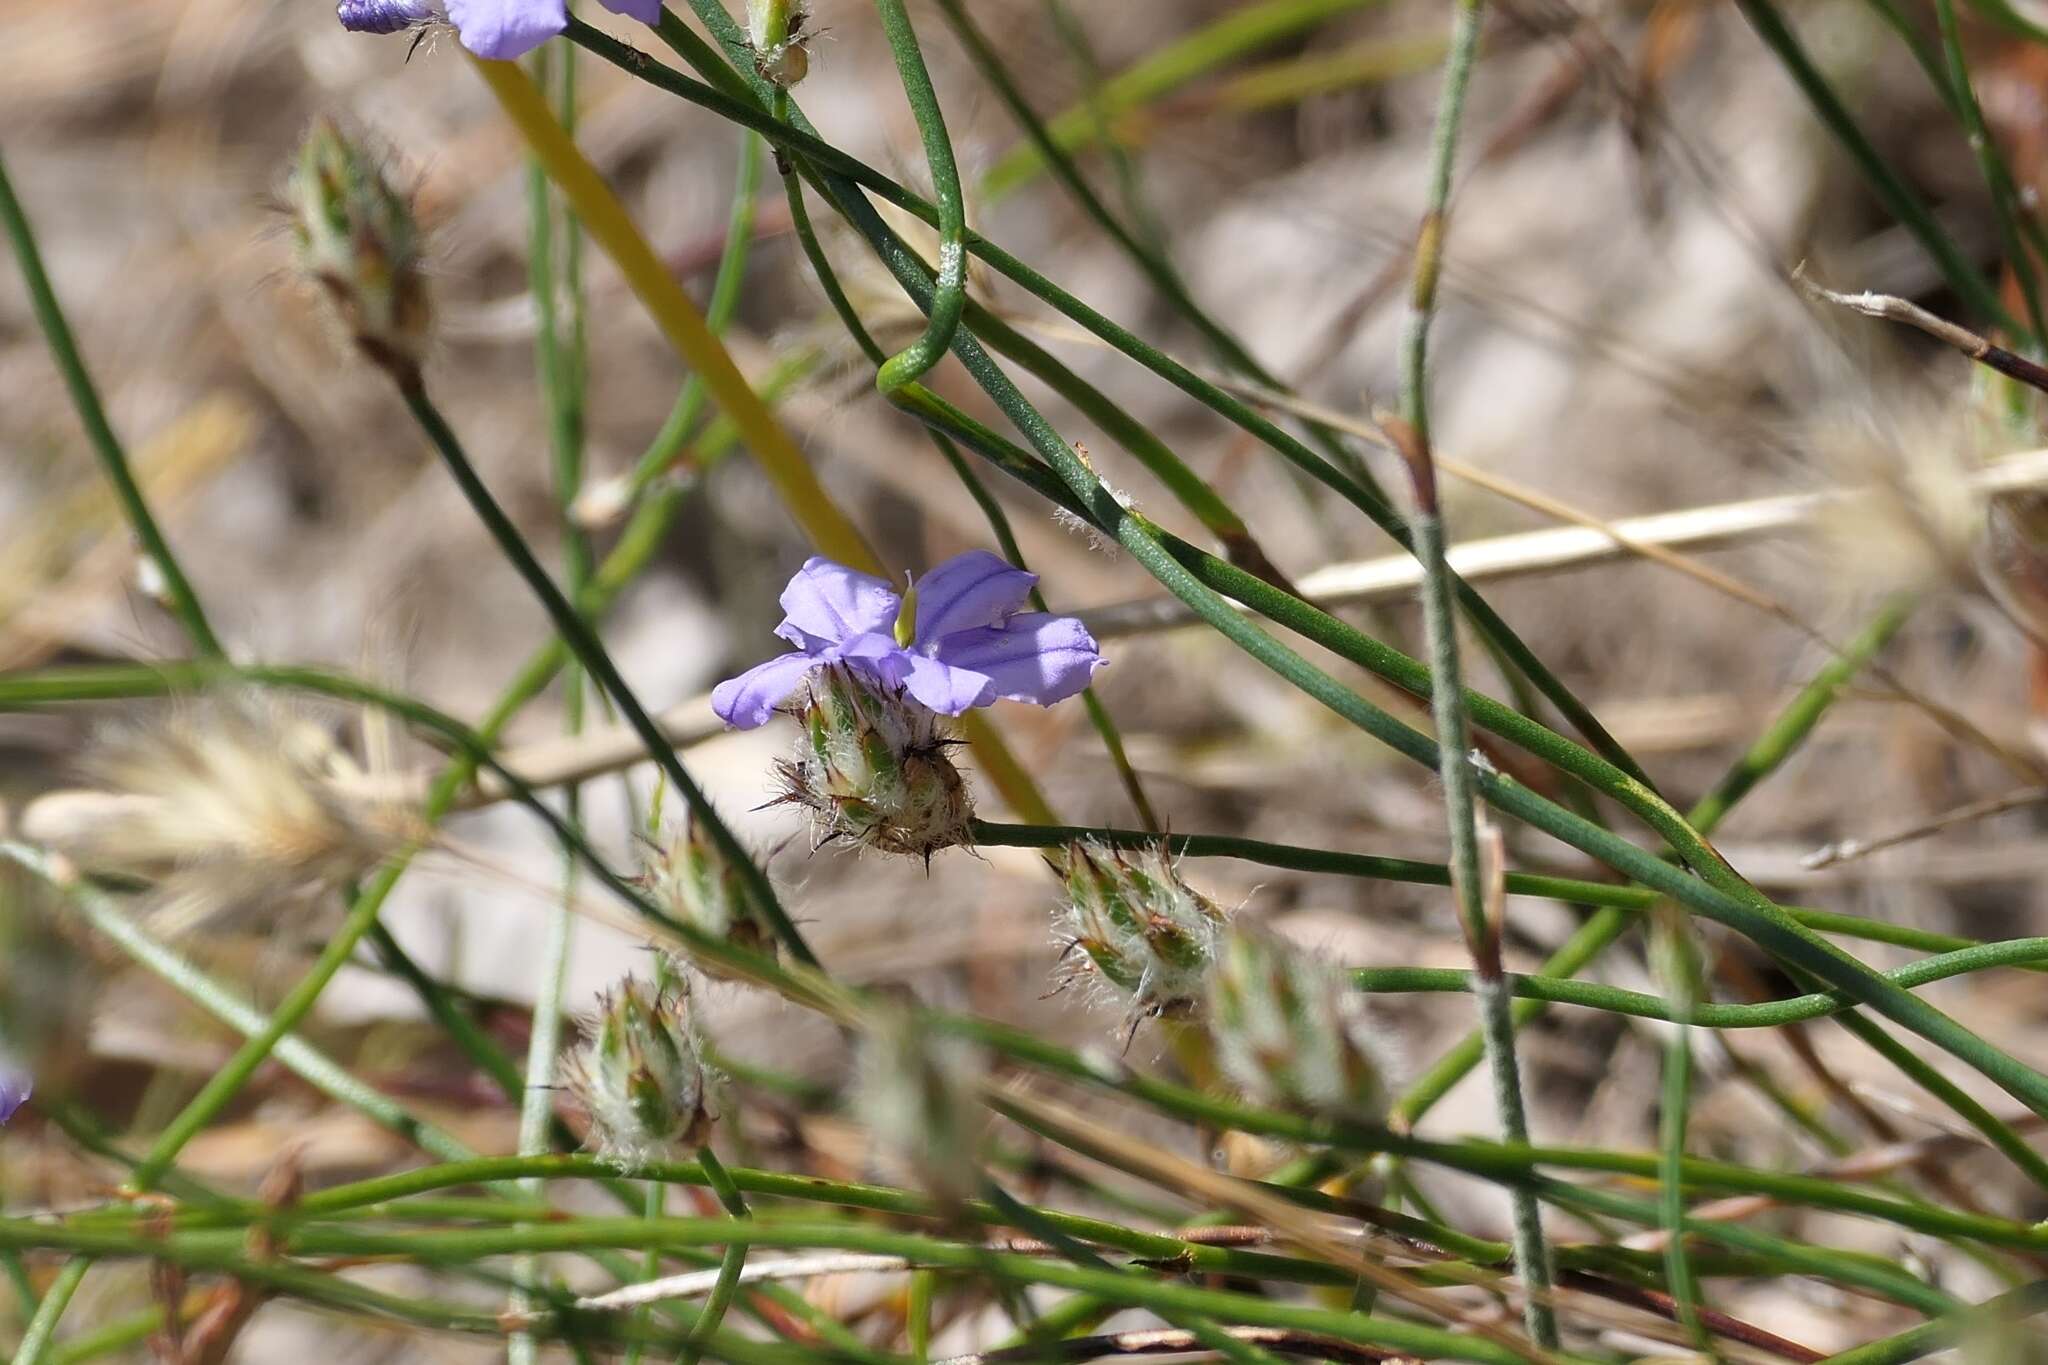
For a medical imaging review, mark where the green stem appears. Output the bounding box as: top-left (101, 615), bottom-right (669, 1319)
top-left (978, 0), bottom-right (1390, 199)
top-left (1818, 1280), bottom-right (2048, 1365)
top-left (1731, 0), bottom-right (2015, 333)
top-left (392, 376), bottom-right (815, 968)
top-left (609, 13), bottom-right (1650, 789)
top-left (11, 1259), bottom-right (90, 1365)
top-left (2, 843), bottom-right (475, 1169)
top-left (1398, 4), bottom-right (1554, 1342)
top-left (1345, 938), bottom-right (2048, 1025)
top-left (869, 0), bottom-right (967, 396)
top-left (513, 35), bottom-right (589, 1358)
top-left (0, 148), bottom-right (221, 658)
top-left (622, 130), bottom-right (764, 500)
top-left (679, 1147), bottom-right (751, 1365)
top-left (1932, 0), bottom-right (2046, 344)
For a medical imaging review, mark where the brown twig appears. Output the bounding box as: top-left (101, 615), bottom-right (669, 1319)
top-left (1798, 266), bottom-right (2048, 395)
top-left (1805, 783), bottom-right (2048, 868)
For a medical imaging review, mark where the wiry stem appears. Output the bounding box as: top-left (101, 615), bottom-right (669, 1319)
top-left (0, 148), bottom-right (221, 657)
top-left (869, 0), bottom-right (967, 396)
top-left (1393, 0), bottom-right (1557, 1343)
top-left (391, 376), bottom-right (815, 968)
top-left (511, 33), bottom-right (588, 1362)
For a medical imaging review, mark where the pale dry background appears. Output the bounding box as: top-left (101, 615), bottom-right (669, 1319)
top-left (7, 0), bottom-right (2048, 1355)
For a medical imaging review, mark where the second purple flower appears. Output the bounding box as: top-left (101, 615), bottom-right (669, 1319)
top-left (713, 551), bottom-right (1105, 729)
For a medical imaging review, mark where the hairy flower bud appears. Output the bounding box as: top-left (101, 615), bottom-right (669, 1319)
top-left (1208, 927), bottom-right (1388, 1122)
top-left (21, 694), bottom-right (410, 938)
top-left (773, 664), bottom-right (973, 861)
top-left (284, 117), bottom-right (429, 379)
top-left (1054, 840), bottom-right (1225, 1024)
top-left (566, 971), bottom-right (713, 1167)
top-left (641, 810), bottom-right (776, 975)
top-left (855, 1010), bottom-right (983, 1212)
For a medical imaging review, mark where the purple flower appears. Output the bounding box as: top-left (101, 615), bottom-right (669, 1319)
top-left (713, 551), bottom-right (1106, 729)
top-left (338, 0), bottom-right (660, 61)
top-left (0, 1059), bottom-right (28, 1125)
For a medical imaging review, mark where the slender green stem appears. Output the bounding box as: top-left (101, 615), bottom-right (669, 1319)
top-left (1932, 0), bottom-right (2046, 344)
top-left (1346, 938), bottom-right (2048, 1024)
top-left (11, 1259), bottom-right (90, 1365)
top-left (1864, 0), bottom-right (2048, 328)
top-left (929, 443), bottom-right (1162, 830)
top-left (391, 377), bottom-right (815, 968)
top-left (978, 0), bottom-right (1390, 199)
top-left (677, 10), bottom-right (1159, 832)
top-left (608, 14), bottom-right (1650, 788)
top-left (513, 36), bottom-right (589, 1359)
top-left (622, 130), bottom-right (764, 501)
top-left (0, 148), bottom-right (221, 658)
top-left (0, 1219), bottom-right (1582, 1365)
top-left (1395, 8), bottom-right (1552, 1337)
top-left (680, 1147), bottom-right (751, 1365)
top-left (815, 187), bottom-right (2048, 1125)
top-left (1819, 1280), bottom-right (2048, 1365)
top-left (3, 842), bottom-right (476, 1163)
top-left (1731, 0), bottom-right (2015, 333)
top-left (935, 0), bottom-right (1265, 382)
top-left (906, 1268), bottom-right (935, 1364)
top-left (869, 0), bottom-right (967, 395)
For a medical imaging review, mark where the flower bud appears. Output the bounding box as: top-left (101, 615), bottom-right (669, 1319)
top-left (774, 664), bottom-right (973, 861)
top-left (1054, 840), bottom-right (1225, 1023)
top-left (1208, 927), bottom-right (1388, 1122)
top-left (566, 971), bottom-right (713, 1167)
top-left (641, 810), bottom-right (776, 976)
top-left (855, 1010), bottom-right (983, 1212)
top-left (336, 0), bottom-right (441, 36)
top-left (284, 117), bottom-right (430, 379)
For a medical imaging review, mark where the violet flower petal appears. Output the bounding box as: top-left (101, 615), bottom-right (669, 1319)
top-left (774, 557), bottom-right (901, 651)
top-left (596, 0), bottom-right (663, 20)
top-left (0, 1062), bottom-right (29, 1125)
top-left (897, 653), bottom-right (997, 715)
top-left (933, 614), bottom-right (1105, 706)
top-left (710, 651), bottom-right (819, 730)
top-left (444, 0), bottom-right (567, 58)
top-left (337, 0), bottom-right (441, 35)
top-left (912, 550), bottom-right (1038, 643)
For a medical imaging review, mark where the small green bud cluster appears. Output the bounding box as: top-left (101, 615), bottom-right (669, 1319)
top-left (855, 1010), bottom-right (984, 1211)
top-left (1054, 840), bottom-right (1225, 1022)
top-left (566, 969), bottom-right (713, 1167)
top-left (284, 117), bottom-right (429, 379)
top-left (1207, 927), bottom-right (1388, 1122)
top-left (642, 810), bottom-right (776, 977)
top-left (774, 664), bottom-right (974, 861)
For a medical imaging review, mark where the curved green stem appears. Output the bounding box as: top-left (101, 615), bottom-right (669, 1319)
top-left (869, 0), bottom-right (968, 396)
top-left (679, 1147), bottom-right (751, 1365)
top-left (603, 13), bottom-right (1651, 788)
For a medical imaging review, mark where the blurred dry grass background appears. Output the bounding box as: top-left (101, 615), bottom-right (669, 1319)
top-left (13, 0), bottom-right (2048, 1354)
